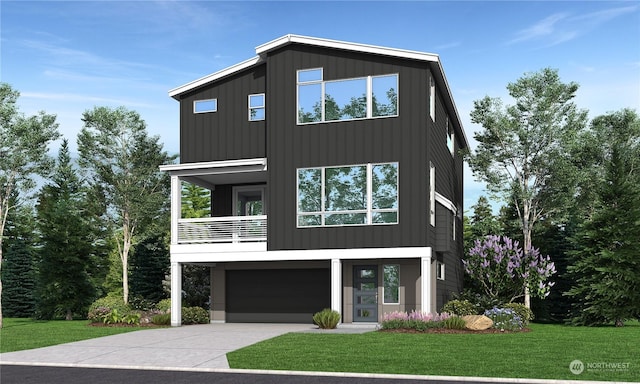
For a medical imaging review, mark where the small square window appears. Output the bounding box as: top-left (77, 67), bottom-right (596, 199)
top-left (194, 99), bottom-right (217, 114)
top-left (249, 94), bottom-right (265, 121)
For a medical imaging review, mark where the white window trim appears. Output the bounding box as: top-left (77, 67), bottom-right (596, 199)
top-left (437, 261), bottom-right (445, 281)
top-left (429, 162), bottom-right (435, 226)
top-left (297, 162), bottom-right (399, 228)
top-left (296, 69), bottom-right (399, 125)
top-left (194, 98), bottom-right (217, 114)
top-left (382, 264), bottom-right (400, 304)
top-left (248, 93), bottom-right (265, 121)
top-left (429, 77), bottom-right (436, 121)
top-left (446, 115), bottom-right (455, 156)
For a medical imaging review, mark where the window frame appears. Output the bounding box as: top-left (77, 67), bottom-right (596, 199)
top-left (193, 98), bottom-right (218, 114)
top-left (429, 162), bottom-right (436, 227)
top-left (248, 93), bottom-right (265, 121)
top-left (436, 260), bottom-right (445, 281)
top-left (296, 68), bottom-right (399, 125)
top-left (446, 115), bottom-right (455, 156)
top-left (383, 264), bottom-right (400, 304)
top-left (429, 77), bottom-right (436, 121)
top-left (296, 162), bottom-right (399, 228)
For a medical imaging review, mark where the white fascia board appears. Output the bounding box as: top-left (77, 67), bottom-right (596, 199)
top-left (256, 34), bottom-right (439, 63)
top-left (171, 245), bottom-right (432, 264)
top-left (168, 56), bottom-right (262, 99)
top-left (159, 158), bottom-right (267, 174)
top-left (435, 191), bottom-right (457, 214)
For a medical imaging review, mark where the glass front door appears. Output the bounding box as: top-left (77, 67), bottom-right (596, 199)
top-left (353, 265), bottom-right (378, 322)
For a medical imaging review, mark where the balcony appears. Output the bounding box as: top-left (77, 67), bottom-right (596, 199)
top-left (177, 215), bottom-right (267, 244)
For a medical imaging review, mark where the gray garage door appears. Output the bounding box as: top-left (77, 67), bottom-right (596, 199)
top-left (226, 269), bottom-right (330, 323)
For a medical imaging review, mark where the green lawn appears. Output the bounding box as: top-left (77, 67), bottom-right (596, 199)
top-left (0, 318), bottom-right (148, 353)
top-left (227, 323), bottom-right (640, 382)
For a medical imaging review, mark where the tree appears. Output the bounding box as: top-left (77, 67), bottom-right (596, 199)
top-left (181, 183), bottom-right (211, 218)
top-left (468, 68), bottom-right (588, 307)
top-left (0, 83), bottom-right (60, 327)
top-left (78, 106), bottom-right (175, 304)
top-left (36, 140), bottom-right (96, 320)
top-left (565, 109), bottom-right (640, 326)
top-left (463, 235), bottom-right (556, 305)
top-left (1, 200), bottom-right (36, 318)
top-left (130, 233), bottom-right (169, 304)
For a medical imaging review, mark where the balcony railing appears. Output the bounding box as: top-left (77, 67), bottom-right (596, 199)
top-left (177, 215), bottom-right (267, 244)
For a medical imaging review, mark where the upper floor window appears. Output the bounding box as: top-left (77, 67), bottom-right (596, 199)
top-left (429, 77), bottom-right (435, 121)
top-left (297, 162), bottom-right (398, 227)
top-left (446, 116), bottom-right (455, 155)
top-left (297, 68), bottom-right (398, 124)
top-left (194, 99), bottom-right (217, 114)
top-left (249, 94), bottom-right (265, 121)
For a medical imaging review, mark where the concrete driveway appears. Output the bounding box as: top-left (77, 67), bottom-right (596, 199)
top-left (0, 323), bottom-right (327, 370)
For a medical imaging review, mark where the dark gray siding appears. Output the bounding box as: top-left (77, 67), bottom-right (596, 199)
top-left (178, 65), bottom-right (266, 163)
top-left (265, 45), bottom-right (432, 251)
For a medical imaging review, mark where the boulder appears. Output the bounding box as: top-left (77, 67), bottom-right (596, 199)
top-left (462, 315), bottom-right (493, 331)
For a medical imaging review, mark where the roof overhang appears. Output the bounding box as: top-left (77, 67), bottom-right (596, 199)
top-left (159, 158), bottom-right (267, 189)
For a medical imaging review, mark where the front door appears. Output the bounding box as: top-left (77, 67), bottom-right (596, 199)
top-left (353, 265), bottom-right (378, 322)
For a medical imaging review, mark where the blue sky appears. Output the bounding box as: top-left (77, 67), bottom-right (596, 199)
top-left (2, 1), bottom-right (639, 210)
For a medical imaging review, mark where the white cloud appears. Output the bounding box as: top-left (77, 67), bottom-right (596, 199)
top-left (507, 5), bottom-right (639, 47)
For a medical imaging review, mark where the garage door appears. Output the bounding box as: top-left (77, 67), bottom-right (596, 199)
top-left (226, 269), bottom-right (330, 323)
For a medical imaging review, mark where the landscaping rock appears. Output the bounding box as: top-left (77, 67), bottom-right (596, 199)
top-left (462, 315), bottom-right (493, 330)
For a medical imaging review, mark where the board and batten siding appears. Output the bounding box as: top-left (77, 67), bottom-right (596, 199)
top-left (264, 44), bottom-right (433, 251)
top-left (178, 64), bottom-right (267, 163)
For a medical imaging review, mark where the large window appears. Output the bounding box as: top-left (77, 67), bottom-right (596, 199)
top-left (297, 68), bottom-right (398, 124)
top-left (297, 162), bottom-right (398, 227)
top-left (383, 264), bottom-right (399, 304)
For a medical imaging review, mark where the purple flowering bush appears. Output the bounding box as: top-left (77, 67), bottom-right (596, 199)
top-left (463, 235), bottom-right (556, 304)
top-left (380, 310), bottom-right (452, 331)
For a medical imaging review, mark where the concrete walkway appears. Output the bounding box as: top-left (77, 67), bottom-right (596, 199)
top-left (0, 323), bottom-right (368, 370)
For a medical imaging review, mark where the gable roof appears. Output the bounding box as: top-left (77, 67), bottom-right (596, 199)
top-left (168, 34), bottom-right (468, 148)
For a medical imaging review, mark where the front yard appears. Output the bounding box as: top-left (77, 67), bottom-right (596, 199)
top-left (227, 322), bottom-right (639, 382)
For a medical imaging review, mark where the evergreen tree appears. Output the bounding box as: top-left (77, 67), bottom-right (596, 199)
top-left (1, 201), bottom-right (36, 318)
top-left (36, 140), bottom-right (95, 320)
top-left (566, 110), bottom-right (640, 326)
top-left (181, 183), bottom-right (211, 218)
top-left (130, 233), bottom-right (169, 304)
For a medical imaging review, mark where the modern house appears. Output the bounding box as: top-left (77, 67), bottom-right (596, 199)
top-left (160, 34), bottom-right (468, 326)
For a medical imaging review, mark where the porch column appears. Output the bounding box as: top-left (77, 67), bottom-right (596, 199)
top-left (330, 259), bottom-right (342, 322)
top-left (170, 175), bottom-right (180, 245)
top-left (170, 262), bottom-right (182, 326)
top-left (421, 250), bottom-right (432, 314)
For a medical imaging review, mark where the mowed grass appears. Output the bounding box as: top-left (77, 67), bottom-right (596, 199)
top-left (227, 323), bottom-right (640, 382)
top-left (0, 318), bottom-right (146, 353)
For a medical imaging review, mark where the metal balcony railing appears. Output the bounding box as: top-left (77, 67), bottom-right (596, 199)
top-left (177, 215), bottom-right (267, 244)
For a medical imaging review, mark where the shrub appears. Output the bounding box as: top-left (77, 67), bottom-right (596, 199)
top-left (380, 311), bottom-right (450, 331)
top-left (156, 298), bottom-right (171, 313)
top-left (152, 313), bottom-right (171, 325)
top-left (442, 316), bottom-right (467, 329)
top-left (87, 295), bottom-right (130, 322)
top-left (123, 312), bottom-right (141, 325)
top-left (129, 296), bottom-right (155, 311)
top-left (503, 302), bottom-right (534, 325)
top-left (484, 307), bottom-right (524, 331)
top-left (313, 308), bottom-right (341, 329)
top-left (182, 306), bottom-right (209, 324)
top-left (442, 299), bottom-right (478, 316)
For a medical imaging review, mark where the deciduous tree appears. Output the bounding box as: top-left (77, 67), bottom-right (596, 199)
top-left (78, 106), bottom-right (175, 304)
top-left (468, 68), bottom-right (587, 307)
